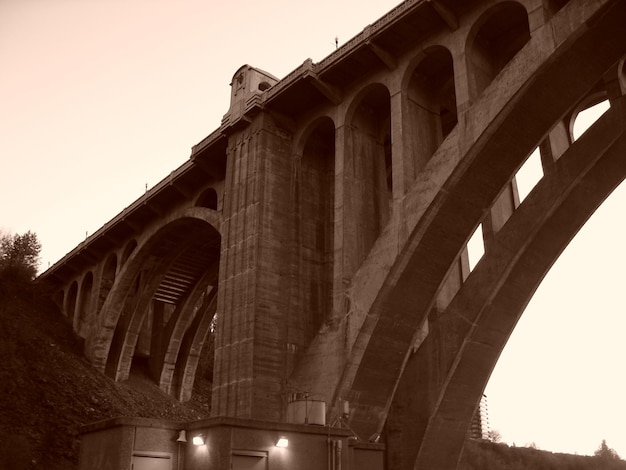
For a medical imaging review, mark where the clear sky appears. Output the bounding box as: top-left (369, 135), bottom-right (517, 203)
top-left (1, 0), bottom-right (624, 458)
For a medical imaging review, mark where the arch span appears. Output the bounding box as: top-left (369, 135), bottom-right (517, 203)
top-left (331, 2), bottom-right (626, 468)
top-left (390, 96), bottom-right (626, 470)
top-left (84, 207), bottom-right (221, 396)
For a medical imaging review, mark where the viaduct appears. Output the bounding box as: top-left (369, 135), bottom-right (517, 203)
top-left (40, 0), bottom-right (626, 468)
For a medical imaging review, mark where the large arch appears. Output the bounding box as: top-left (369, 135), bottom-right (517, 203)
top-left (331, 2), bottom-right (626, 468)
top-left (84, 207), bottom-right (221, 394)
top-left (390, 97), bottom-right (626, 470)
top-left (414, 96), bottom-right (626, 469)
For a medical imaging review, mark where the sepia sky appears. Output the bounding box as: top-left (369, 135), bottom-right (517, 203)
top-left (1, 0), bottom-right (625, 458)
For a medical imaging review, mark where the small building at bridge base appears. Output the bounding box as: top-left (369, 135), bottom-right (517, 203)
top-left (78, 416), bottom-right (385, 470)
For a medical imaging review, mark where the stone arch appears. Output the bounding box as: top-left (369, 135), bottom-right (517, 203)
top-left (195, 188), bottom-right (218, 210)
top-left (466, 1), bottom-right (530, 99)
top-left (343, 83), bottom-right (392, 276)
top-left (98, 253), bottom-right (117, 312)
top-left (404, 45), bottom-right (457, 171)
top-left (76, 272), bottom-right (94, 338)
top-left (149, 258), bottom-right (220, 399)
top-left (66, 281), bottom-right (78, 321)
top-left (121, 239), bottom-right (137, 266)
top-left (292, 116), bottom-right (336, 345)
top-left (85, 207), bottom-right (221, 392)
top-left (171, 284), bottom-right (219, 401)
top-left (406, 100), bottom-right (626, 470)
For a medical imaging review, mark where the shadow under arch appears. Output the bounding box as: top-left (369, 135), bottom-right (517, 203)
top-left (292, 116), bottom-right (336, 347)
top-left (85, 207), bottom-right (221, 393)
top-left (343, 83), bottom-right (392, 276)
top-left (402, 44), bottom-right (457, 174)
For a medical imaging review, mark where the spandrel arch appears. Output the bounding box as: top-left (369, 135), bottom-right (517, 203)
top-left (293, 117), bottom-right (336, 344)
top-left (404, 45), bottom-right (457, 172)
top-left (343, 83), bottom-right (392, 276)
top-left (466, 1), bottom-right (530, 100)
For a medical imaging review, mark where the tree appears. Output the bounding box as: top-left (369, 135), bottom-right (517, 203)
top-left (594, 439), bottom-right (620, 461)
top-left (0, 231), bottom-right (41, 281)
top-left (487, 429), bottom-right (502, 443)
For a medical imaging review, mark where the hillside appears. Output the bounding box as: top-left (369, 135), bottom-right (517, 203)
top-left (1, 278), bottom-right (624, 469)
top-left (0, 279), bottom-right (212, 469)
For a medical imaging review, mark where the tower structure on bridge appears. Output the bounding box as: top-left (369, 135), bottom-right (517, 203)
top-left (41, 1), bottom-right (626, 469)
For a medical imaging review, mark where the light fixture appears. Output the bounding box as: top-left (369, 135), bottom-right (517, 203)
top-left (276, 436), bottom-right (289, 448)
top-left (192, 434), bottom-right (206, 446)
top-left (177, 430), bottom-right (187, 443)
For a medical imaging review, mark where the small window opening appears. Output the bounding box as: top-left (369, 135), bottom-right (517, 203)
top-left (572, 100), bottom-right (610, 141)
top-left (515, 147), bottom-right (544, 203)
top-left (467, 223), bottom-right (485, 271)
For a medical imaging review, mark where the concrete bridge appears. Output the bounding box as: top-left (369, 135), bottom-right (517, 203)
top-left (42, 0), bottom-right (626, 468)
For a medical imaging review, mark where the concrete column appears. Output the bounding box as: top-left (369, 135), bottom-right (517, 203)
top-left (483, 183), bottom-right (516, 250)
top-left (390, 89), bottom-right (410, 197)
top-left (332, 124), bottom-right (347, 321)
top-left (211, 116), bottom-right (295, 422)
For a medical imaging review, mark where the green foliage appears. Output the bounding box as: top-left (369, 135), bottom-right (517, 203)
top-left (0, 230), bottom-right (41, 282)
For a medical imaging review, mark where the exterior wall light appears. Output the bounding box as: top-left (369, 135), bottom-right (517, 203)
top-left (276, 436), bottom-right (289, 448)
top-left (192, 434), bottom-right (206, 446)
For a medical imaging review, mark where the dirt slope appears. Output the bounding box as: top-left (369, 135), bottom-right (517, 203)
top-left (0, 281), bottom-right (211, 469)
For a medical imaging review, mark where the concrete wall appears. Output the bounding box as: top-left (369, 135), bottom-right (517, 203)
top-left (79, 417), bottom-right (384, 470)
top-left (79, 417), bottom-right (182, 470)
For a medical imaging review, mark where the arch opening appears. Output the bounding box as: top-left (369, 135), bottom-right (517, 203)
top-left (101, 216), bottom-right (221, 397)
top-left (66, 281), bottom-right (78, 322)
top-left (77, 272), bottom-right (94, 338)
top-left (468, 2), bottom-right (531, 99)
top-left (295, 117), bottom-right (335, 344)
top-left (467, 223), bottom-right (485, 271)
top-left (572, 99), bottom-right (611, 141)
top-left (98, 254), bottom-right (117, 313)
top-left (485, 178), bottom-right (626, 455)
top-left (515, 147), bottom-right (544, 203)
top-left (407, 47), bottom-right (457, 170)
top-left (346, 85), bottom-right (392, 273)
top-left (196, 188), bottom-right (218, 210)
